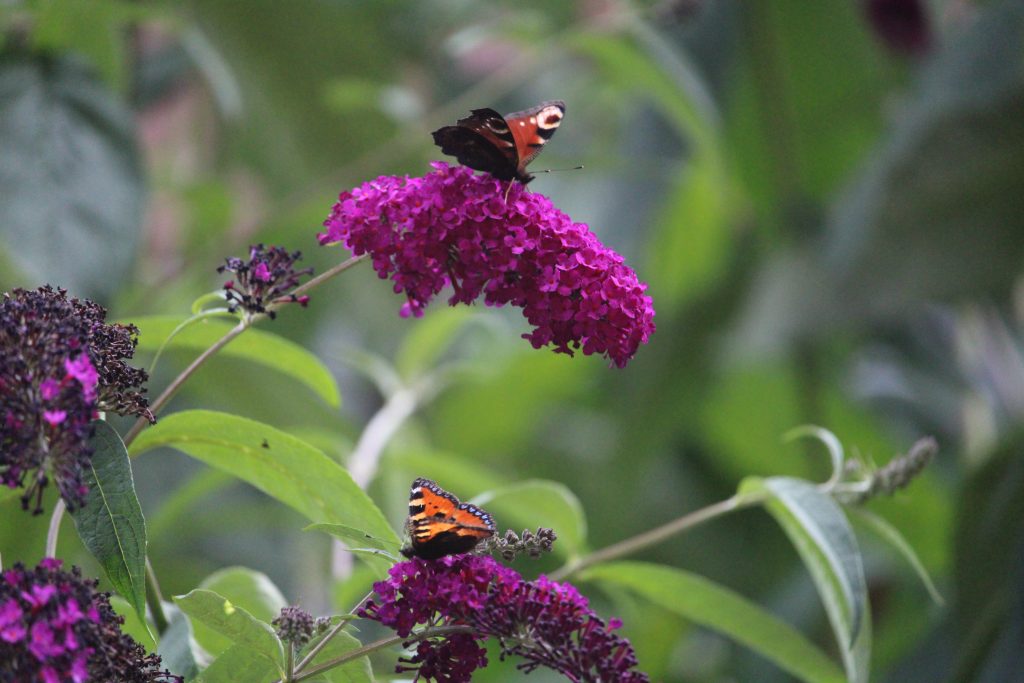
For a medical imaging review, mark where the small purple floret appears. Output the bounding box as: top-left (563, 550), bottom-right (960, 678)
top-left (64, 355), bottom-right (99, 402)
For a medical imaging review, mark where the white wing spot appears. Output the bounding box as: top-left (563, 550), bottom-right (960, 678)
top-left (537, 106), bottom-right (564, 128)
top-left (519, 120), bottom-right (526, 126)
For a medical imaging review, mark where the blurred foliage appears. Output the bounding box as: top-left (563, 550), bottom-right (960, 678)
top-left (2, 0), bottom-right (1024, 680)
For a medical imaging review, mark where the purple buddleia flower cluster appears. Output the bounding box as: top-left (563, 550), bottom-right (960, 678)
top-left (359, 555), bottom-right (649, 682)
top-left (0, 558), bottom-right (180, 682)
top-left (319, 162), bottom-right (656, 368)
top-left (0, 286), bottom-right (153, 513)
top-left (218, 244), bottom-right (313, 319)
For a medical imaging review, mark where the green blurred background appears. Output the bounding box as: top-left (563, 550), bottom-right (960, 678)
top-left (2, 0), bottom-right (1023, 681)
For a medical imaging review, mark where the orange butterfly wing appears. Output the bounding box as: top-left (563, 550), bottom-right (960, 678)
top-left (402, 478), bottom-right (496, 560)
top-left (505, 100), bottom-right (565, 177)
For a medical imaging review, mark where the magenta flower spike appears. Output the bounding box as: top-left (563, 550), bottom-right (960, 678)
top-left (359, 555), bottom-right (649, 682)
top-left (320, 163), bottom-right (655, 368)
top-left (0, 559), bottom-right (179, 682)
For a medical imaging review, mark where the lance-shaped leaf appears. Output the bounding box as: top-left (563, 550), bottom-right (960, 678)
top-left (130, 411), bottom-right (398, 546)
top-left (70, 421), bottom-right (148, 627)
top-left (584, 561), bottom-right (846, 683)
top-left (743, 476), bottom-right (871, 683)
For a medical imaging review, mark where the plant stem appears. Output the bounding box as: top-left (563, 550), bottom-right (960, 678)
top-left (293, 591), bottom-right (372, 674)
top-left (145, 558), bottom-right (170, 634)
top-left (122, 318), bottom-right (248, 447)
top-left (291, 625), bottom-right (474, 682)
top-left (288, 253), bottom-right (367, 300)
top-left (550, 491), bottom-right (766, 581)
top-left (284, 642), bottom-right (294, 682)
top-left (46, 499), bottom-right (65, 557)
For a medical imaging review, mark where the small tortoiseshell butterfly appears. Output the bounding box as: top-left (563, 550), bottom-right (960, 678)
top-left (401, 478), bottom-right (496, 560)
top-left (432, 100), bottom-right (566, 184)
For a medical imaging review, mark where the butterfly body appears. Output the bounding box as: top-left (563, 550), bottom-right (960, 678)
top-left (401, 478), bottom-right (496, 560)
top-left (432, 100), bottom-right (566, 184)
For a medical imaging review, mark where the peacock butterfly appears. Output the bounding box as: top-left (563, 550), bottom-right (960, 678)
top-left (432, 100), bottom-right (566, 184)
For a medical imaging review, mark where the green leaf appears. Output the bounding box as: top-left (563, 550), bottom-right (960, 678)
top-left (130, 411), bottom-right (398, 546)
top-left (0, 52), bottom-right (143, 300)
top-left (306, 523), bottom-right (400, 578)
top-left (785, 425), bottom-right (846, 487)
top-left (147, 469), bottom-right (235, 541)
top-left (190, 567), bottom-right (288, 659)
top-left (199, 567), bottom-right (288, 618)
top-left (473, 479), bottom-right (587, 558)
top-left (850, 507), bottom-right (943, 605)
top-left (744, 476), bottom-right (871, 683)
top-left (109, 595), bottom-right (156, 652)
top-left (174, 589), bottom-right (283, 673)
top-left (131, 315), bottom-right (341, 408)
top-left (305, 523), bottom-right (400, 553)
top-left (157, 605), bottom-right (201, 682)
top-left (300, 627), bottom-right (374, 682)
top-left (570, 32), bottom-right (718, 155)
top-left (69, 421), bottom-right (148, 627)
top-left (583, 561), bottom-right (846, 683)
top-left (191, 292), bottom-right (230, 315)
top-left (0, 487), bottom-right (17, 506)
top-left (948, 431), bottom-right (1024, 680)
top-left (195, 643), bottom-right (277, 683)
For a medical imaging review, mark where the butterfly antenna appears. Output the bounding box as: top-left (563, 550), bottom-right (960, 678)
top-left (534, 165), bottom-right (585, 175)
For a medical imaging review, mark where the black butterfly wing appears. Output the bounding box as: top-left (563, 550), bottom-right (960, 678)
top-left (432, 107), bottom-right (521, 182)
top-left (431, 127), bottom-right (516, 180)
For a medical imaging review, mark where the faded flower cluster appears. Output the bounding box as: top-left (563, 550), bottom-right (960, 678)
top-left (219, 244), bottom-right (312, 319)
top-left (1, 286), bottom-right (152, 513)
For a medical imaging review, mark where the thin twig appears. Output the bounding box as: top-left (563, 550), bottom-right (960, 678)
top-left (287, 253), bottom-right (367, 300)
top-left (145, 558), bottom-right (170, 634)
top-left (45, 499), bottom-right (65, 557)
top-left (291, 625), bottom-right (474, 682)
top-left (550, 492), bottom-right (765, 581)
top-left (122, 318), bottom-right (248, 447)
top-left (293, 591), bottom-right (373, 674)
